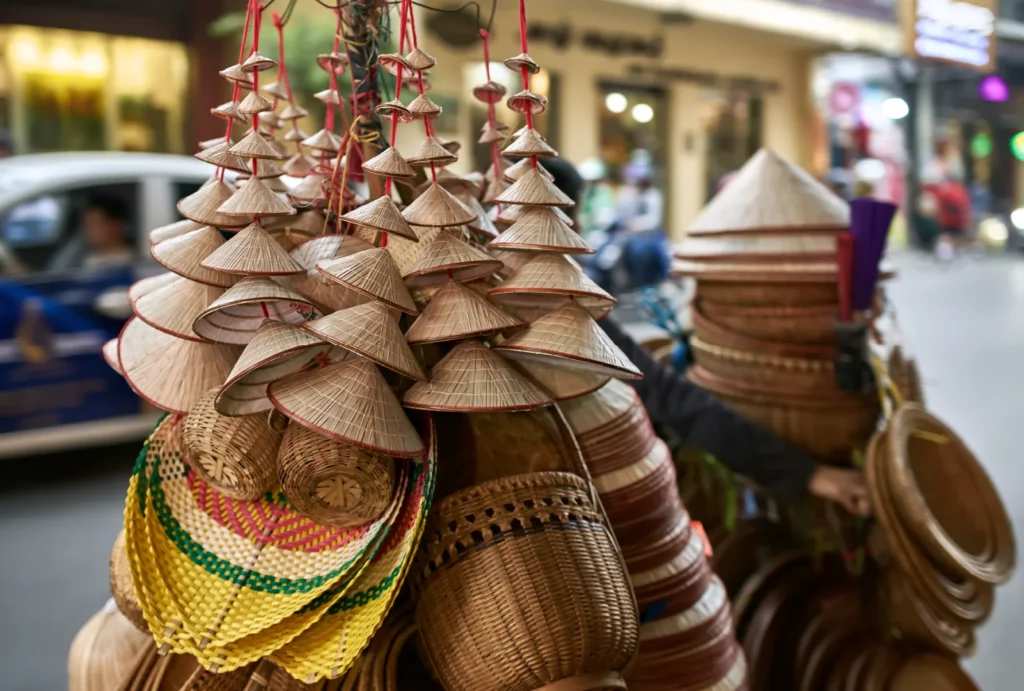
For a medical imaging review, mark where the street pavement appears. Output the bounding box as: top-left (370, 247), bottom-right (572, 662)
top-left (0, 252), bottom-right (1021, 690)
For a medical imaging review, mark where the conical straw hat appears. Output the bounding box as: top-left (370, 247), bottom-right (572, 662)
top-left (229, 129), bottom-right (284, 160)
top-left (402, 183), bottom-right (478, 228)
top-left (489, 207), bottom-right (593, 254)
top-left (499, 200), bottom-right (574, 227)
top-left (403, 229), bottom-right (503, 286)
top-left (128, 272), bottom-right (179, 306)
top-left (193, 276), bottom-right (316, 344)
top-left (118, 317), bottom-right (241, 414)
top-left (241, 51), bottom-right (276, 72)
top-left (149, 219), bottom-right (202, 246)
top-left (557, 378), bottom-right (637, 434)
top-left (341, 196), bottom-right (417, 241)
top-left (303, 128), bottom-right (344, 153)
top-left (478, 127), bottom-right (506, 144)
top-left (177, 179), bottom-right (248, 228)
top-left (316, 88), bottom-right (343, 105)
top-left (217, 176), bottom-right (296, 217)
top-left (284, 127), bottom-right (309, 142)
top-left (283, 237), bottom-right (375, 313)
top-left (279, 103), bottom-right (309, 120)
top-left (405, 281), bottom-right (523, 344)
top-left (503, 157), bottom-right (555, 183)
top-left (362, 147), bottom-right (416, 179)
top-left (688, 148), bottom-right (849, 236)
top-left (219, 63), bottom-right (254, 87)
top-left (403, 340), bottom-right (551, 412)
top-left (195, 142), bottom-right (247, 171)
top-left (376, 99), bottom-right (414, 123)
top-left (507, 90), bottom-right (548, 116)
top-left (200, 222), bottom-right (303, 276)
top-left (283, 153), bottom-right (317, 177)
top-left (488, 253), bottom-right (614, 310)
top-left (259, 111), bottom-right (283, 129)
top-left (288, 175), bottom-right (328, 203)
top-left (211, 101), bottom-right (243, 122)
top-left (502, 128), bottom-right (557, 158)
top-left (405, 47), bottom-right (437, 71)
top-left (483, 176), bottom-right (509, 204)
top-left (493, 301), bottom-right (642, 379)
top-left (490, 248), bottom-right (533, 280)
top-left (674, 232), bottom-right (837, 262)
top-left (103, 337), bottom-right (122, 375)
top-left (262, 209), bottom-right (326, 249)
top-left (406, 137), bottom-right (458, 166)
top-left (316, 51), bottom-right (349, 72)
top-left (407, 95), bottom-right (443, 119)
top-left (377, 53), bottom-right (415, 78)
top-left (291, 233), bottom-right (374, 268)
top-left (198, 135), bottom-right (228, 149)
top-left (260, 175), bottom-right (289, 193)
top-left (495, 166), bottom-right (575, 207)
top-left (460, 194), bottom-right (499, 239)
top-left (215, 319), bottom-right (336, 416)
top-left (504, 53), bottom-right (541, 73)
top-left (237, 91), bottom-right (273, 116)
top-left (515, 358), bottom-right (610, 401)
top-left (268, 358), bottom-right (425, 457)
top-left (316, 247), bottom-right (418, 314)
top-left (262, 81), bottom-right (289, 99)
top-left (302, 302), bottom-right (425, 381)
top-left (151, 226), bottom-right (239, 288)
top-left (473, 80), bottom-right (507, 104)
top-left (134, 276), bottom-right (224, 341)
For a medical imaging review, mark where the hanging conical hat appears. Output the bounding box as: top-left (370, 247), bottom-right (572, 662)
top-left (505, 53), bottom-right (541, 73)
top-left (402, 183), bottom-right (477, 228)
top-left (282, 235), bottom-right (375, 313)
top-left (490, 248), bottom-right (533, 280)
top-left (473, 80), bottom-right (507, 104)
top-left (675, 232), bottom-right (837, 262)
top-left (502, 128), bottom-right (557, 158)
top-left (377, 53), bottom-right (415, 78)
top-left (405, 281), bottom-right (523, 344)
top-left (262, 81), bottom-right (289, 99)
top-left (489, 207), bottom-right (593, 254)
top-left (503, 157), bottom-right (556, 183)
top-left (483, 176), bottom-right (509, 204)
top-left (316, 88), bottom-right (343, 105)
top-left (268, 358), bottom-right (425, 457)
top-left (403, 229), bottom-right (502, 286)
top-left (229, 129), bottom-right (283, 160)
top-left (177, 179), bottom-right (248, 228)
top-left (199, 222), bottom-right (303, 276)
top-left (404, 47), bottom-right (437, 71)
top-left (459, 194), bottom-right (499, 239)
top-left (303, 128), bottom-right (344, 153)
top-left (283, 153), bottom-right (317, 177)
top-left (103, 337), bottom-right (122, 375)
top-left (128, 272), bottom-right (179, 306)
top-left (241, 51), bottom-right (276, 72)
top-left (316, 247), bottom-right (418, 314)
top-left (215, 320), bottom-right (337, 416)
top-left (288, 175), bottom-right (328, 203)
top-left (236, 91), bottom-right (273, 116)
top-left (493, 302), bottom-right (642, 379)
top-left (478, 126), bottom-right (506, 144)
top-left (199, 135), bottom-right (228, 149)
top-left (262, 209), bottom-right (327, 249)
top-left (212, 101), bottom-right (243, 121)
top-left (557, 378), bottom-right (637, 434)
top-left (488, 253), bottom-right (614, 314)
top-left (341, 196), bottom-right (417, 241)
top-left (195, 142), bottom-right (247, 171)
top-left (495, 166), bottom-right (575, 207)
top-left (376, 98), bottom-right (414, 123)
top-left (149, 219), bottom-right (202, 246)
top-left (362, 147), bottom-right (416, 179)
top-left (284, 127), bottom-right (309, 142)
top-left (118, 317), bottom-right (241, 414)
top-left (279, 103), bottom-right (309, 120)
top-left (217, 176), bottom-right (296, 217)
top-left (259, 111), bottom-right (283, 130)
top-left (689, 148), bottom-right (849, 236)
top-left (507, 90), bottom-right (548, 116)
top-left (413, 168), bottom-right (477, 197)
top-left (316, 51), bottom-right (349, 72)
top-left (515, 358), bottom-right (610, 401)
top-left (192, 276), bottom-right (316, 344)
top-left (260, 175), bottom-right (289, 193)
top-left (134, 276), bottom-right (224, 341)
top-left (407, 95), bottom-right (443, 119)
top-left (302, 302), bottom-right (425, 381)
top-left (151, 227), bottom-right (239, 288)
top-left (219, 63), bottom-right (254, 87)
top-left (403, 340), bottom-right (550, 412)
top-left (498, 200), bottom-right (574, 227)
top-left (406, 137), bottom-right (458, 167)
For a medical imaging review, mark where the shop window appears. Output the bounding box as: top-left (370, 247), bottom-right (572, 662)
top-left (700, 90), bottom-right (763, 202)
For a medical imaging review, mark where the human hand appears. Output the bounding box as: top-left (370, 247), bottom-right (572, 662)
top-left (808, 466), bottom-right (871, 516)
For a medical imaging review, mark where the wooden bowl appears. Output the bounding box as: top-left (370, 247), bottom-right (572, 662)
top-left (698, 299), bottom-right (838, 345)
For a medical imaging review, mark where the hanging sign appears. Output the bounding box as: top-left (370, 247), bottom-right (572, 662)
top-left (902, 0), bottom-right (997, 71)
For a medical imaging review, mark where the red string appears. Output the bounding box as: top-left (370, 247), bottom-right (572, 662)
top-left (405, 3), bottom-right (436, 183)
top-left (480, 29), bottom-right (492, 80)
top-left (250, 4), bottom-right (265, 179)
top-left (385, 0), bottom-right (412, 197)
top-left (381, 231), bottom-right (388, 248)
top-left (516, 0), bottom-right (537, 167)
top-left (219, 0), bottom-right (256, 180)
top-left (325, 11), bottom-right (343, 134)
top-left (273, 12), bottom-right (305, 159)
top-left (260, 301), bottom-right (270, 318)
top-left (478, 29), bottom-right (503, 188)
top-left (518, 0), bottom-right (529, 54)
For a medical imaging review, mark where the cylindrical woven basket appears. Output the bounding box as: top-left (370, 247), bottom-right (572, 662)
top-left (182, 388), bottom-right (283, 500)
top-left (689, 336), bottom-right (836, 393)
top-left (278, 422), bottom-right (396, 528)
top-left (697, 299), bottom-right (838, 345)
top-left (696, 279), bottom-right (837, 308)
top-left (691, 302), bottom-right (836, 359)
top-left (414, 471), bottom-right (639, 691)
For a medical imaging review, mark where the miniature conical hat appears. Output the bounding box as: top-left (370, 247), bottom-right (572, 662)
top-left (499, 200), bottom-right (574, 227)
top-left (403, 229), bottom-right (502, 286)
top-left (689, 148), bottom-right (849, 236)
top-left (316, 247), bottom-right (418, 314)
top-left (217, 176), bottom-right (296, 217)
top-left (118, 317), bottom-right (241, 414)
top-left (151, 227), bottom-right (239, 288)
top-left (212, 101), bottom-right (243, 121)
top-left (262, 210), bottom-right (326, 248)
top-left (362, 147), bottom-right (416, 179)
top-left (303, 128), bottom-right (344, 152)
top-left (316, 88), bottom-right (343, 105)
top-left (483, 176), bottom-right (509, 204)
top-left (149, 219), bottom-right (201, 246)
top-left (128, 272), bottom-right (179, 306)
top-left (229, 129), bottom-right (283, 160)
top-left (402, 183), bottom-right (478, 228)
top-left (495, 166), bottom-right (575, 207)
top-left (200, 222), bottom-right (303, 276)
top-left (279, 103), bottom-right (308, 120)
top-left (405, 281), bottom-right (523, 344)
top-left (515, 359), bottom-right (610, 401)
top-left (488, 253), bottom-right (614, 308)
top-left (237, 91), bottom-right (273, 115)
top-left (241, 51), bottom-right (276, 72)
top-left (196, 142), bottom-right (247, 171)
top-left (193, 276), bottom-right (316, 344)
top-left (557, 378), bottom-right (637, 434)
top-left (377, 53), bottom-right (415, 78)
top-left (505, 53), bottom-right (541, 74)
top-left (489, 207), bottom-right (593, 254)
top-left (507, 90), bottom-right (548, 116)
top-left (262, 81), bottom-right (289, 99)
top-left (341, 196), bottom-right (417, 241)
top-left (473, 80), bottom-right (507, 104)
top-left (503, 157), bottom-right (555, 183)
top-left (288, 175), bottom-right (328, 203)
top-left (406, 137), bottom-right (458, 167)
top-left (460, 195), bottom-right (499, 239)
top-left (478, 127), bottom-right (506, 144)
top-left (494, 302), bottom-right (642, 379)
top-left (177, 179), bottom-right (248, 228)
top-left (103, 337), bottom-right (122, 375)
top-left (219, 63), bottom-right (254, 87)
top-left (134, 276), bottom-right (224, 341)
top-left (259, 111), bottom-right (284, 130)
top-left (502, 128), bottom-right (557, 158)
top-left (285, 127), bottom-right (309, 143)
top-left (283, 153), bottom-right (317, 177)
top-left (405, 47), bottom-right (437, 71)
top-left (302, 302), bottom-right (425, 381)
top-left (199, 135), bottom-right (228, 149)
top-left (281, 235), bottom-right (375, 313)
top-left (407, 95), bottom-right (443, 119)
top-left (267, 358), bottom-right (425, 457)
top-left (403, 340), bottom-right (551, 412)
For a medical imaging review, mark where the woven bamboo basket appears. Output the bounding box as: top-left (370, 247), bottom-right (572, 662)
top-left (109, 530), bottom-right (147, 632)
top-left (69, 603), bottom-right (151, 691)
top-left (691, 303), bottom-right (835, 359)
top-left (887, 346), bottom-right (925, 406)
top-left (695, 279), bottom-right (837, 308)
top-left (689, 336), bottom-right (836, 393)
top-left (697, 299), bottom-right (837, 345)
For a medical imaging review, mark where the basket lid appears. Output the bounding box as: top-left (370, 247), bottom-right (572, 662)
top-left (405, 280), bottom-right (523, 344)
top-left (316, 247), bottom-right (418, 315)
top-left (151, 226), bottom-right (239, 288)
top-left (489, 207), bottom-right (592, 254)
top-left (340, 195), bottom-right (418, 241)
top-left (502, 128), bottom-right (557, 158)
top-left (515, 358), bottom-right (610, 402)
top-left (557, 378), bottom-right (638, 434)
top-left (134, 276), bottom-right (224, 341)
top-left (199, 222), bottom-right (303, 276)
top-left (268, 358), bottom-right (425, 457)
top-left (362, 147), bottom-right (416, 179)
top-left (402, 229), bottom-right (503, 286)
top-left (494, 166), bottom-right (575, 207)
top-left (149, 219), bottom-right (202, 246)
top-left (403, 340), bottom-right (551, 412)
top-left (193, 276), bottom-right (316, 345)
top-left (176, 179), bottom-right (248, 228)
top-left (217, 176), bottom-right (296, 217)
top-left (401, 183), bottom-right (478, 228)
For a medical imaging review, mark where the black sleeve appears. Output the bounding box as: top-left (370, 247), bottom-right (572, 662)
top-left (600, 318), bottom-right (817, 503)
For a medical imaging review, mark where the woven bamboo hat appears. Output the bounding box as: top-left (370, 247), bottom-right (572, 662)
top-left (500, 201), bottom-right (573, 227)
top-left (473, 80), bottom-right (507, 104)
top-left (341, 196), bottom-right (418, 242)
top-left (504, 52), bottom-right (540, 73)
top-left (288, 174), bottom-right (329, 203)
top-left (211, 101), bottom-right (244, 121)
top-left (192, 276), bottom-right (317, 345)
top-left (134, 276), bottom-right (224, 341)
top-left (494, 302), bottom-right (642, 379)
top-left (151, 227), bottom-right (239, 288)
top-left (689, 149), bottom-right (849, 236)
top-left (376, 98), bottom-right (414, 123)
top-left (241, 50), bottom-right (276, 72)
top-left (195, 142), bottom-right (247, 171)
top-left (494, 166), bottom-right (574, 207)
top-left (403, 340), bottom-right (551, 412)
top-left (302, 302), bottom-right (426, 381)
top-left (103, 338), bottom-right (122, 375)
top-left (216, 319), bottom-right (336, 416)
top-left (405, 280), bottom-right (523, 344)
top-left (403, 229), bottom-right (503, 286)
top-left (405, 47), bottom-right (437, 71)
top-left (406, 137), bottom-right (458, 167)
top-left (218, 177), bottom-right (296, 217)
top-left (483, 176), bottom-right (509, 205)
top-left (283, 152), bottom-right (316, 177)
top-left (315, 87), bottom-right (343, 105)
top-left (149, 219), bottom-right (202, 246)
top-left (317, 247), bottom-right (419, 315)
top-left (489, 207), bottom-right (593, 254)
top-left (558, 378), bottom-right (637, 435)
top-left (502, 129), bottom-right (557, 158)
top-left (507, 90), bottom-right (548, 116)
top-left (283, 235), bottom-right (376, 313)
top-left (402, 183), bottom-right (478, 228)
top-left (487, 253), bottom-right (615, 316)
top-left (378, 53), bottom-right (416, 78)
top-left (262, 210), bottom-right (326, 250)
top-left (219, 63), bottom-right (254, 87)
top-left (362, 147), bottom-right (416, 179)
top-left (407, 95), bottom-right (443, 119)
top-left (199, 222), bottom-right (304, 276)
top-left (118, 317), bottom-right (241, 414)
top-left (268, 358), bottom-right (425, 457)
top-left (236, 90), bottom-right (273, 116)
top-left (503, 157), bottom-right (555, 183)
top-left (303, 128), bottom-right (344, 153)
top-left (229, 129), bottom-right (285, 160)
top-left (316, 50), bottom-right (349, 73)
top-left (675, 232), bottom-right (837, 262)
top-left (278, 103), bottom-right (309, 121)
top-left (261, 79), bottom-right (289, 99)
top-left (177, 179), bottom-right (248, 228)
top-left (127, 272), bottom-right (179, 307)
top-left (515, 358), bottom-right (610, 401)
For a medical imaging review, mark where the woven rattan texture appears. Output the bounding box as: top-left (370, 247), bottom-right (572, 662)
top-left (200, 224), bottom-right (302, 276)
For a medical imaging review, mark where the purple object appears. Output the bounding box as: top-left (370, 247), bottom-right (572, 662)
top-left (849, 198), bottom-right (897, 312)
top-left (980, 75), bottom-right (1009, 103)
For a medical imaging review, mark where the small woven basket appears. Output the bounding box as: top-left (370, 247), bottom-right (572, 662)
top-left (696, 279), bottom-right (837, 308)
top-left (182, 388), bottom-right (283, 500)
top-left (278, 423), bottom-right (396, 528)
top-left (689, 336), bottom-right (836, 393)
top-left (697, 298), bottom-right (837, 345)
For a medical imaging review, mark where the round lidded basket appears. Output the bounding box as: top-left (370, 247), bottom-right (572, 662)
top-left (695, 278), bottom-right (838, 308)
top-left (697, 298), bottom-right (838, 345)
top-left (689, 336), bottom-right (836, 393)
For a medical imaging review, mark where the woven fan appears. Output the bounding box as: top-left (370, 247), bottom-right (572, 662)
top-left (403, 340), bottom-right (551, 412)
top-left (151, 227), bottom-right (240, 288)
top-left (494, 167), bottom-right (574, 207)
top-left (134, 276), bottom-right (224, 341)
top-left (200, 222), bottom-right (303, 276)
top-left (217, 177), bottom-right (296, 217)
top-left (316, 247), bottom-right (418, 315)
top-left (193, 276), bottom-right (318, 345)
top-left (362, 147), bottom-right (416, 179)
top-left (401, 183), bottom-right (478, 228)
top-left (487, 253), bottom-right (615, 315)
top-left (489, 207), bottom-right (593, 254)
top-left (502, 129), bottom-right (557, 158)
top-left (405, 281), bottom-right (523, 344)
top-left (177, 179), bottom-right (248, 228)
top-left (340, 196), bottom-right (418, 242)
top-left (558, 378), bottom-right (638, 435)
top-left (515, 358), bottom-right (610, 402)
top-left (128, 272), bottom-right (179, 306)
top-left (149, 219), bottom-right (202, 246)
top-left (403, 229), bottom-right (503, 286)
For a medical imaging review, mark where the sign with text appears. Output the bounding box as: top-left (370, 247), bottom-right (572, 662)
top-left (903, 0), bottom-right (998, 71)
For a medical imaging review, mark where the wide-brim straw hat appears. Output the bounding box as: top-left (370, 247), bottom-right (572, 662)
top-left (200, 222), bottom-right (304, 276)
top-left (403, 229), bottom-right (503, 286)
top-left (118, 317), bottom-right (241, 414)
top-left (103, 338), bottom-right (122, 375)
top-left (316, 247), bottom-right (419, 315)
top-left (494, 301), bottom-right (642, 379)
top-left (362, 147), bottom-right (416, 179)
top-left (402, 183), bottom-right (478, 228)
top-left (515, 358), bottom-right (610, 401)
top-left (302, 301), bottom-right (426, 381)
top-left (151, 226), bottom-right (240, 288)
top-left (128, 272), bottom-right (179, 306)
top-left (216, 319), bottom-right (338, 416)
top-left (502, 128), bottom-right (557, 158)
top-left (267, 358), bottom-right (425, 457)
top-left (494, 166), bottom-right (575, 208)
top-left (192, 276), bottom-right (317, 345)
top-left (149, 219), bottom-right (202, 246)
top-left (487, 253), bottom-right (615, 314)
top-left (558, 378), bottom-right (638, 434)
top-left (403, 340), bottom-right (552, 412)
top-left (177, 178), bottom-right (248, 228)
top-left (405, 280), bottom-right (523, 344)
top-left (489, 206), bottom-right (593, 254)
top-left (341, 195), bottom-right (418, 242)
top-left (134, 275), bottom-right (224, 341)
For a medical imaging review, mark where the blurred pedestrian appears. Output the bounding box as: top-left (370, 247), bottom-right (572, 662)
top-left (928, 170), bottom-right (971, 261)
top-left (81, 195), bottom-right (134, 269)
top-left (576, 157), bottom-right (617, 236)
top-left (615, 157), bottom-right (669, 289)
top-left (0, 130), bottom-right (15, 159)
